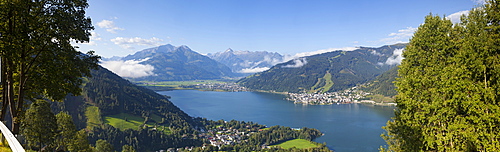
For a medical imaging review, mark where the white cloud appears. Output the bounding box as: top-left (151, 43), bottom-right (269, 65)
top-left (370, 50), bottom-right (383, 56)
top-left (111, 37), bottom-right (164, 49)
top-left (292, 47), bottom-right (358, 58)
top-left (238, 67), bottom-right (270, 73)
top-left (263, 55), bottom-right (285, 65)
top-left (97, 19), bottom-right (124, 33)
top-left (472, 0), bottom-right (486, 4)
top-left (100, 58), bottom-right (156, 78)
top-left (385, 48), bottom-right (405, 65)
top-left (379, 27), bottom-right (417, 44)
top-left (282, 58), bottom-right (308, 68)
top-left (446, 10), bottom-right (470, 24)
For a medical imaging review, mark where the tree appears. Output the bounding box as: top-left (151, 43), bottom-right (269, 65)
top-left (0, 0), bottom-right (99, 134)
top-left (22, 100), bottom-right (57, 151)
top-left (71, 130), bottom-right (93, 152)
top-left (95, 139), bottom-right (114, 152)
top-left (55, 111), bottom-right (92, 151)
top-left (121, 145), bottom-right (136, 152)
top-left (382, 1), bottom-right (500, 151)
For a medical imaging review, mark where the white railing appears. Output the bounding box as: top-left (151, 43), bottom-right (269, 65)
top-left (0, 121), bottom-right (25, 152)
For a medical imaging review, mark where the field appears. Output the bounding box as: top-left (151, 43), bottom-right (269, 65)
top-left (103, 113), bottom-right (171, 134)
top-left (104, 113), bottom-right (144, 131)
top-left (272, 139), bottom-right (319, 149)
top-left (85, 106), bottom-right (103, 130)
top-left (310, 72), bottom-right (334, 93)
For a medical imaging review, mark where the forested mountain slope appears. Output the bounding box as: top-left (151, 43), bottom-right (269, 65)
top-left (52, 66), bottom-right (200, 151)
top-left (238, 44), bottom-right (406, 93)
top-left (360, 66), bottom-right (398, 97)
top-left (122, 44), bottom-right (236, 81)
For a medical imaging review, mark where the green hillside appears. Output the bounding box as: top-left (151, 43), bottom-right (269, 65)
top-left (238, 44), bottom-right (406, 93)
top-left (51, 66), bottom-right (200, 151)
top-left (360, 66), bottom-right (398, 97)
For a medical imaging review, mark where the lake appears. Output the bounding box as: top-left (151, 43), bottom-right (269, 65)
top-left (158, 90), bottom-right (395, 152)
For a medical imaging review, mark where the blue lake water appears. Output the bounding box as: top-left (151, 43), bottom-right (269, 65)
top-left (158, 90), bottom-right (395, 152)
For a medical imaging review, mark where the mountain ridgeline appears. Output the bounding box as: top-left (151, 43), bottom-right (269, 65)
top-left (122, 44), bottom-right (236, 81)
top-left (52, 66), bottom-right (200, 151)
top-left (207, 49), bottom-right (284, 74)
top-left (237, 44), bottom-right (407, 93)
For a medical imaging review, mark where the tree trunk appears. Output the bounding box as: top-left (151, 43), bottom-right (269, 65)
top-left (1, 56), bottom-right (8, 121)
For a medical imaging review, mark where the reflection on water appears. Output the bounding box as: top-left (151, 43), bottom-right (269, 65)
top-left (158, 90), bottom-right (395, 152)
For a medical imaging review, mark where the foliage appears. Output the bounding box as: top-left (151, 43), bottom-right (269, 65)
top-left (382, 1), bottom-right (500, 151)
top-left (121, 145), bottom-right (136, 152)
top-left (238, 44), bottom-right (406, 93)
top-left (22, 100), bottom-right (57, 151)
top-left (95, 139), bottom-right (113, 152)
top-left (55, 112), bottom-right (77, 151)
top-left (71, 130), bottom-right (93, 152)
top-left (0, 0), bottom-right (100, 134)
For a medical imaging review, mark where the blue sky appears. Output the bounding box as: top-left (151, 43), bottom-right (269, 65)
top-left (74, 0), bottom-right (483, 58)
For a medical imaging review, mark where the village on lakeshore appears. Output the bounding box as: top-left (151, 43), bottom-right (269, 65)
top-left (285, 87), bottom-right (391, 105)
top-left (182, 82), bottom-right (396, 106)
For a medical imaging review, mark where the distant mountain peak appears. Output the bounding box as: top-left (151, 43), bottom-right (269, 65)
top-left (225, 48), bottom-right (234, 52)
top-left (113, 44), bottom-right (236, 81)
top-left (176, 45), bottom-right (190, 50)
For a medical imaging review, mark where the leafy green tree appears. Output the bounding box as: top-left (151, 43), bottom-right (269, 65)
top-left (95, 139), bottom-right (114, 152)
top-left (22, 100), bottom-right (57, 151)
top-left (0, 0), bottom-right (99, 134)
top-left (382, 1), bottom-right (500, 151)
top-left (54, 111), bottom-right (92, 151)
top-left (121, 145), bottom-right (136, 152)
top-left (71, 130), bottom-right (93, 152)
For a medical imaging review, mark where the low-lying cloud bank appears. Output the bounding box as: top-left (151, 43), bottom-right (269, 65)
top-left (100, 58), bottom-right (156, 78)
top-left (238, 67), bottom-right (271, 73)
top-left (282, 58), bottom-right (308, 68)
top-left (384, 48), bottom-right (405, 65)
top-left (292, 47), bottom-right (358, 59)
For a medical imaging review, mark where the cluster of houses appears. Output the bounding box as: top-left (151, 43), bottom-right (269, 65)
top-left (183, 83), bottom-right (249, 92)
top-left (199, 126), bottom-right (260, 148)
top-left (286, 87), bottom-right (371, 105)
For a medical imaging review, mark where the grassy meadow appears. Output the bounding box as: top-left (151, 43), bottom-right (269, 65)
top-left (272, 139), bottom-right (319, 149)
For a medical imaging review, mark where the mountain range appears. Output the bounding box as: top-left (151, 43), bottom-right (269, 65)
top-left (237, 43), bottom-right (407, 93)
top-left (101, 43), bottom-right (405, 94)
top-left (207, 49), bottom-right (284, 74)
top-left (103, 44), bottom-right (236, 81)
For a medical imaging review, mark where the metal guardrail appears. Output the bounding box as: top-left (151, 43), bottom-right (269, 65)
top-left (0, 121), bottom-right (25, 152)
